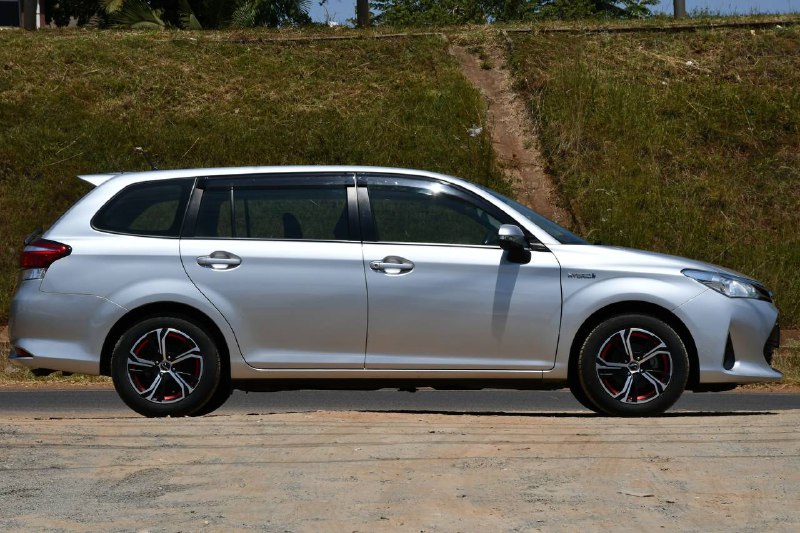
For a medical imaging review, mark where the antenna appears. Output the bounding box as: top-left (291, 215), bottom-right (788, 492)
top-left (134, 146), bottom-right (159, 170)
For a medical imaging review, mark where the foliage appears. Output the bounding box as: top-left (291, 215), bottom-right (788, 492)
top-left (535, 1), bottom-right (656, 20)
top-left (105, 0), bottom-right (166, 29)
top-left (45, 0), bottom-right (312, 28)
top-left (370, 0), bottom-right (658, 26)
top-left (189, 0), bottom-right (236, 29)
top-left (508, 27), bottom-right (800, 325)
top-left (370, 0), bottom-right (496, 26)
top-left (44, 0), bottom-right (101, 26)
top-left (229, 0), bottom-right (311, 28)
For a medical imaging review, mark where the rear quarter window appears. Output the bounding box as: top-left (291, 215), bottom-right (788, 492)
top-left (92, 179), bottom-right (193, 237)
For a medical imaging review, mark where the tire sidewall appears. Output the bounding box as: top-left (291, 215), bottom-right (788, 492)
top-left (111, 315), bottom-right (221, 417)
top-left (578, 314), bottom-right (689, 417)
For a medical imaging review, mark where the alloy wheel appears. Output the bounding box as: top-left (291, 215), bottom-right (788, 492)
top-left (595, 328), bottom-right (673, 404)
top-left (127, 328), bottom-right (204, 404)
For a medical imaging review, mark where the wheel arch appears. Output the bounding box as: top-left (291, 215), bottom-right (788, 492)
top-left (567, 301), bottom-right (699, 390)
top-left (100, 302), bottom-right (231, 386)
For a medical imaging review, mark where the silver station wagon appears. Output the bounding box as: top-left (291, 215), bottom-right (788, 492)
top-left (9, 166), bottom-right (782, 417)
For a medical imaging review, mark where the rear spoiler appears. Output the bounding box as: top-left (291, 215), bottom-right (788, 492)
top-left (78, 173), bottom-right (121, 187)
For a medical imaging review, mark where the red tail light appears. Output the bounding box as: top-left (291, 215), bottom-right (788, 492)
top-left (20, 239), bottom-right (72, 269)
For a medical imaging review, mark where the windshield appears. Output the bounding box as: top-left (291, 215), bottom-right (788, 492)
top-left (481, 187), bottom-right (587, 244)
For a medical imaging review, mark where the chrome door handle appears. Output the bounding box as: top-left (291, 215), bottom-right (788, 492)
top-left (197, 251), bottom-right (242, 270)
top-left (369, 256), bottom-right (414, 274)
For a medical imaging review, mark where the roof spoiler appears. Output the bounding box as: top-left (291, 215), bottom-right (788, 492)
top-left (78, 173), bottom-right (121, 187)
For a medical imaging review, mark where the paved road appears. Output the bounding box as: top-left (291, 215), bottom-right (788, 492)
top-left (0, 389), bottom-right (798, 417)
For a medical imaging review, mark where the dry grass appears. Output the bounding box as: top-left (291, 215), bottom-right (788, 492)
top-left (508, 26), bottom-right (800, 326)
top-left (765, 341), bottom-right (800, 388)
top-left (0, 30), bottom-right (508, 322)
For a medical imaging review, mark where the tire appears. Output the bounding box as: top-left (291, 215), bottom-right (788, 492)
top-left (577, 314), bottom-right (689, 417)
top-left (111, 315), bottom-right (222, 417)
top-left (191, 379), bottom-right (233, 417)
top-left (568, 376), bottom-right (603, 414)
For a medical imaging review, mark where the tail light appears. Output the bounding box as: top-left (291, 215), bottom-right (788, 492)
top-left (19, 239), bottom-right (71, 279)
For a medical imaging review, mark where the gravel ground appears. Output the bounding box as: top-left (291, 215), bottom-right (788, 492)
top-left (0, 410), bottom-right (798, 532)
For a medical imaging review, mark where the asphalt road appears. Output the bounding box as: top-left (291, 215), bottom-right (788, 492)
top-left (1, 389), bottom-right (798, 417)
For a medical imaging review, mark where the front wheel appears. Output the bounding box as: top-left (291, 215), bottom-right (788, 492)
top-left (577, 314), bottom-right (689, 417)
top-left (111, 316), bottom-right (222, 417)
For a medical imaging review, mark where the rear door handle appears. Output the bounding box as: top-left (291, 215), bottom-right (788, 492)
top-left (369, 256), bottom-right (414, 275)
top-left (197, 251), bottom-right (242, 270)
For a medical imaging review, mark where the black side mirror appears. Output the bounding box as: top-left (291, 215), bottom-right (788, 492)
top-left (497, 224), bottom-right (528, 252)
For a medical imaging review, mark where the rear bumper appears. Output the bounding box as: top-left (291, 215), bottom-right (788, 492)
top-left (9, 280), bottom-right (126, 375)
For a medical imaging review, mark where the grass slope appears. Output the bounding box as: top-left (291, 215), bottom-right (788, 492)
top-left (0, 30), bottom-right (506, 322)
top-left (509, 26), bottom-right (800, 326)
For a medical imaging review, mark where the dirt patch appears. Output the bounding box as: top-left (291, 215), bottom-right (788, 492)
top-left (0, 410), bottom-right (797, 531)
top-left (450, 41), bottom-right (573, 228)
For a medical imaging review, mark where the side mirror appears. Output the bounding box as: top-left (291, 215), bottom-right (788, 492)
top-left (497, 224), bottom-right (528, 252)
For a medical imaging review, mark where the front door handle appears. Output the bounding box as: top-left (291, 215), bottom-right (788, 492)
top-left (369, 256), bottom-right (414, 275)
top-left (197, 251), bottom-right (242, 270)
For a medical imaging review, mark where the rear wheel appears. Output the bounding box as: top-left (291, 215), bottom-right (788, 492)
top-left (577, 314), bottom-right (689, 417)
top-left (111, 316), bottom-right (222, 417)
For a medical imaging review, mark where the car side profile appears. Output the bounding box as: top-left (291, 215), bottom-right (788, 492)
top-left (9, 166), bottom-right (782, 417)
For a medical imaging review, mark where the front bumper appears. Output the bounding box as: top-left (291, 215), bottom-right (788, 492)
top-left (674, 289), bottom-right (783, 384)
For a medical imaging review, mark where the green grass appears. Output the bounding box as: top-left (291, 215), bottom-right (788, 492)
top-left (0, 30), bottom-right (508, 323)
top-left (508, 26), bottom-right (800, 326)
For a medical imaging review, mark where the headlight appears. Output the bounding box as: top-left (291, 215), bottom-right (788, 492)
top-left (682, 269), bottom-right (772, 302)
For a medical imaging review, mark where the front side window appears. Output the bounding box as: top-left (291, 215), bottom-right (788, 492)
top-left (479, 186), bottom-right (587, 245)
top-left (367, 182), bottom-right (507, 246)
top-left (195, 186), bottom-right (351, 241)
top-left (92, 179), bottom-right (193, 237)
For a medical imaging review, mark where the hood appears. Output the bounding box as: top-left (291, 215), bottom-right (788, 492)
top-left (550, 244), bottom-right (759, 282)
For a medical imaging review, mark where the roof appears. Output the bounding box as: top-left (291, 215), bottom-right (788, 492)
top-left (78, 165), bottom-right (456, 188)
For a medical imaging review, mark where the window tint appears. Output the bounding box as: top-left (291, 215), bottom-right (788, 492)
top-left (479, 185), bottom-right (587, 245)
top-left (93, 179), bottom-right (192, 237)
top-left (368, 184), bottom-right (505, 246)
top-left (195, 189), bottom-right (233, 238)
top-left (195, 186), bottom-right (350, 240)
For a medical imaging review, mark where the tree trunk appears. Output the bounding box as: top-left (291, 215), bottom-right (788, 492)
top-left (23, 0), bottom-right (37, 30)
top-left (356, 0), bottom-right (369, 28)
top-left (673, 0), bottom-right (686, 19)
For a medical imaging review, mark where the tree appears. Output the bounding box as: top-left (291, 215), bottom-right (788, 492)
top-left (24, 0), bottom-right (38, 29)
top-left (536, 0), bottom-right (656, 19)
top-left (229, 0), bottom-right (311, 27)
top-left (370, 0), bottom-right (494, 26)
top-left (356, 0), bottom-right (369, 26)
top-left (45, 0), bottom-right (102, 27)
top-left (369, 0), bottom-right (658, 26)
top-left (44, 0), bottom-right (312, 28)
top-left (673, 0), bottom-right (685, 18)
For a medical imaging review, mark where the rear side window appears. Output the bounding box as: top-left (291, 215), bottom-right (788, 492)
top-left (93, 179), bottom-right (193, 237)
top-left (194, 186), bottom-right (351, 241)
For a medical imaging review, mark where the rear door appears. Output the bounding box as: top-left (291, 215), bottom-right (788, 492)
top-left (360, 174), bottom-right (562, 370)
top-left (180, 173), bottom-right (368, 369)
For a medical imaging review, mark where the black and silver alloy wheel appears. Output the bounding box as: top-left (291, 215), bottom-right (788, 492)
top-left (577, 314), bottom-right (689, 417)
top-left (127, 328), bottom-right (204, 404)
top-left (111, 316), bottom-right (222, 417)
top-left (595, 328), bottom-right (672, 405)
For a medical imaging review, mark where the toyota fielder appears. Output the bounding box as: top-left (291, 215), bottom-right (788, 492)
top-left (9, 166), bottom-right (782, 417)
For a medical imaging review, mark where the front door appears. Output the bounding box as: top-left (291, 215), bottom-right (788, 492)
top-left (360, 175), bottom-right (562, 370)
top-left (180, 174), bottom-right (367, 369)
